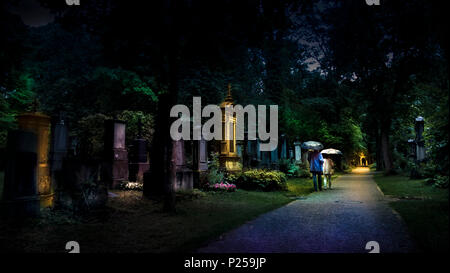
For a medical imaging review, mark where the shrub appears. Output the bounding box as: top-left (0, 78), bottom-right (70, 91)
top-left (206, 152), bottom-right (224, 186)
top-left (425, 175), bottom-right (449, 189)
top-left (76, 113), bottom-right (111, 159)
top-left (236, 169), bottom-right (287, 191)
top-left (225, 172), bottom-right (240, 184)
top-left (295, 162), bottom-right (311, 178)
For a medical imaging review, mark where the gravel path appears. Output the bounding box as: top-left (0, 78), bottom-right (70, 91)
top-left (197, 168), bottom-right (418, 253)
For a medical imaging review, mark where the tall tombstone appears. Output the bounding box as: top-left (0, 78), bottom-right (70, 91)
top-left (51, 118), bottom-right (68, 181)
top-left (294, 141), bottom-right (302, 163)
top-left (270, 147), bottom-right (278, 167)
top-left (173, 140), bottom-right (193, 191)
top-left (289, 149), bottom-right (294, 160)
top-left (17, 112), bottom-right (53, 208)
top-left (407, 139), bottom-right (416, 159)
top-left (415, 116), bottom-right (426, 162)
top-left (193, 137), bottom-right (208, 187)
top-left (280, 136), bottom-right (287, 159)
top-left (128, 118), bottom-right (150, 183)
top-left (1, 130), bottom-right (40, 217)
top-left (236, 140), bottom-right (244, 164)
top-left (104, 119), bottom-right (128, 188)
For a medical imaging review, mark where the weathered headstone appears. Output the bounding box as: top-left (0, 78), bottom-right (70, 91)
top-left (1, 130), bottom-right (40, 217)
top-left (128, 118), bottom-right (150, 183)
top-left (294, 141), bottom-right (302, 163)
top-left (407, 139), bottom-right (416, 159)
top-left (193, 137), bottom-right (208, 187)
top-left (415, 116), bottom-right (425, 162)
top-left (270, 147), bottom-right (278, 167)
top-left (104, 119), bottom-right (128, 188)
top-left (51, 118), bottom-right (68, 179)
top-left (173, 140), bottom-right (193, 191)
top-left (280, 135), bottom-right (287, 159)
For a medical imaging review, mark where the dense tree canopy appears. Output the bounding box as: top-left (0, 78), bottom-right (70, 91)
top-left (1, 0), bottom-right (448, 183)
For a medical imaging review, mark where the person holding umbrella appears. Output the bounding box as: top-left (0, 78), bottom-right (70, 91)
top-left (303, 141), bottom-right (324, 191)
top-left (323, 156), bottom-right (334, 189)
top-left (321, 148), bottom-right (341, 189)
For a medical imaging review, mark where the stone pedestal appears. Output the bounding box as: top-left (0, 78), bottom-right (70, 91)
top-left (104, 120), bottom-right (128, 188)
top-left (129, 139), bottom-right (150, 183)
top-left (173, 140), bottom-right (193, 191)
top-left (17, 112), bottom-right (53, 208)
top-left (1, 130), bottom-right (40, 217)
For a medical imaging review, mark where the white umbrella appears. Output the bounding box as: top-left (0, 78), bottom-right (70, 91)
top-left (321, 148), bottom-right (343, 155)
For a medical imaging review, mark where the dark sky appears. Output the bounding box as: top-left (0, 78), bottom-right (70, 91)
top-left (7, 0), bottom-right (55, 27)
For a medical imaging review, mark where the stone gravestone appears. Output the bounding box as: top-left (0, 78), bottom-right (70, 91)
top-left (17, 112), bottom-right (53, 208)
top-left (1, 130), bottom-right (40, 217)
top-left (294, 141), bottom-right (302, 163)
top-left (270, 147), bottom-right (278, 168)
top-left (104, 119), bottom-right (128, 188)
top-left (415, 116), bottom-right (426, 162)
top-left (193, 137), bottom-right (208, 187)
top-left (407, 139), bottom-right (416, 159)
top-left (173, 140), bottom-right (193, 191)
top-left (280, 136), bottom-right (287, 159)
top-left (128, 118), bottom-right (150, 183)
top-left (51, 118), bottom-right (68, 182)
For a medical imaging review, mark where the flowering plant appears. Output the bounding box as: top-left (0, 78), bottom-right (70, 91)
top-left (209, 181), bottom-right (237, 192)
top-left (120, 182), bottom-right (144, 191)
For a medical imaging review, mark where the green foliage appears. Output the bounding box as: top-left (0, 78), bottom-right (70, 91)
top-left (75, 113), bottom-right (110, 159)
top-left (425, 175), bottom-right (449, 189)
top-left (117, 110), bottom-right (154, 150)
top-left (206, 152), bottom-right (224, 186)
top-left (0, 71), bottom-right (35, 147)
top-left (237, 169), bottom-right (287, 191)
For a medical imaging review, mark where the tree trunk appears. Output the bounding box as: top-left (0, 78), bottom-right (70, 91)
top-left (143, 0), bottom-right (179, 213)
top-left (380, 120), bottom-right (394, 174)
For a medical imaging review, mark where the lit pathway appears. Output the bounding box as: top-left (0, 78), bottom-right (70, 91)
top-left (197, 168), bottom-right (417, 253)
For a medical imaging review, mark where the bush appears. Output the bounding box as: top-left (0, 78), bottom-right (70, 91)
top-left (206, 152), bottom-right (224, 186)
top-left (425, 175), bottom-right (449, 189)
top-left (76, 113), bottom-right (111, 159)
top-left (295, 162), bottom-right (311, 178)
top-left (236, 169), bottom-right (287, 191)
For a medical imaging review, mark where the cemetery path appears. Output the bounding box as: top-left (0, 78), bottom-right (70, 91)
top-left (197, 167), bottom-right (418, 253)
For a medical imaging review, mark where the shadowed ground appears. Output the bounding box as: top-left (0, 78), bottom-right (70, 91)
top-left (197, 167), bottom-right (418, 253)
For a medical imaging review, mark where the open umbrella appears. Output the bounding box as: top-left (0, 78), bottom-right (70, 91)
top-left (301, 141), bottom-right (323, 150)
top-left (321, 148), bottom-right (343, 155)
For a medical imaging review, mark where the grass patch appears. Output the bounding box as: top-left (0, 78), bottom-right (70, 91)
top-left (0, 176), bottom-right (319, 253)
top-left (285, 177), bottom-right (315, 197)
top-left (374, 174), bottom-right (449, 252)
